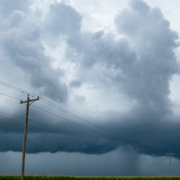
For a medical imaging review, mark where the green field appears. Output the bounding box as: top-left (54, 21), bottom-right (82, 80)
top-left (0, 176), bottom-right (180, 180)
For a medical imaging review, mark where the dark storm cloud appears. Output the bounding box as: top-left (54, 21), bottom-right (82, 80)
top-left (0, 109), bottom-right (121, 154)
top-left (1, 0), bottom-right (180, 161)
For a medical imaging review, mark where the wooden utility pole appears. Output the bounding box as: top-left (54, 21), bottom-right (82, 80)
top-left (20, 94), bottom-right (39, 180)
top-left (167, 153), bottom-right (175, 176)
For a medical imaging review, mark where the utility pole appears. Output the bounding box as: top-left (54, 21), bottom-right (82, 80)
top-left (167, 153), bottom-right (175, 176)
top-left (20, 94), bottom-right (39, 180)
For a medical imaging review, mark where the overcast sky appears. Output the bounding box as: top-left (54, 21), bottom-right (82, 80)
top-left (0, 0), bottom-right (180, 176)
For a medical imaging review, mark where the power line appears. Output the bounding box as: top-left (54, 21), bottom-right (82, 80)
top-left (0, 81), bottom-right (148, 147)
top-left (0, 81), bottom-right (113, 130)
top-left (0, 92), bottom-right (21, 101)
top-left (0, 91), bottom-right (150, 149)
top-left (0, 92), bottom-right (118, 139)
top-left (0, 81), bottom-right (34, 97)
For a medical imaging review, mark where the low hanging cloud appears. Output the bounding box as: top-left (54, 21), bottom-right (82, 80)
top-left (0, 0), bottom-right (180, 160)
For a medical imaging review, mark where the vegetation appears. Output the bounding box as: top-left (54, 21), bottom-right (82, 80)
top-left (0, 175), bottom-right (180, 180)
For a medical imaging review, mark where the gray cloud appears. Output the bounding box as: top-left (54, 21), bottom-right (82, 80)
top-left (129, 0), bottom-right (150, 14)
top-left (0, 0), bottom-right (180, 165)
top-left (69, 79), bottom-right (82, 88)
top-left (64, 0), bottom-right (179, 120)
top-left (114, 0), bottom-right (178, 118)
top-left (0, 5), bottom-right (68, 102)
top-left (44, 1), bottom-right (82, 37)
top-left (62, 0), bottom-right (179, 128)
top-left (0, 0), bottom-right (32, 18)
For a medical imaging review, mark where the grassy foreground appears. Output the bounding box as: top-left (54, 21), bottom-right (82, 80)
top-left (0, 176), bottom-right (180, 180)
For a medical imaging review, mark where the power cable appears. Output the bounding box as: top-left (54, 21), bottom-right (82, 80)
top-left (0, 81), bottom-right (34, 97)
top-left (0, 92), bottom-right (21, 101)
top-left (0, 81), bottom-right (147, 147)
top-left (0, 91), bottom-right (149, 149)
top-left (0, 92), bottom-right (118, 140)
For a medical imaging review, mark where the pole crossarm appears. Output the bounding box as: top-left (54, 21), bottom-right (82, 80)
top-left (20, 97), bottom-right (39, 104)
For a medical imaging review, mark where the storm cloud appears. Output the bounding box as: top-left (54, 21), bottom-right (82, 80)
top-left (0, 0), bottom-right (180, 171)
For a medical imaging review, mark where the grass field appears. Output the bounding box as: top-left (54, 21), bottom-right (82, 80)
top-left (0, 175), bottom-right (180, 180)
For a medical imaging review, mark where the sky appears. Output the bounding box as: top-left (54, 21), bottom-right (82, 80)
top-left (0, 0), bottom-right (180, 176)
